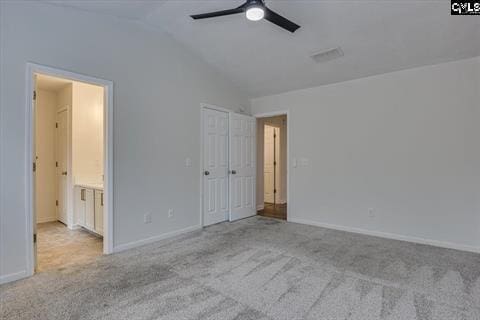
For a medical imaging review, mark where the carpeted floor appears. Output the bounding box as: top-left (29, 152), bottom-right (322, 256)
top-left (1, 216), bottom-right (479, 320)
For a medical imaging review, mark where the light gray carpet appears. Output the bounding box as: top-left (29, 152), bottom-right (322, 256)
top-left (1, 216), bottom-right (480, 320)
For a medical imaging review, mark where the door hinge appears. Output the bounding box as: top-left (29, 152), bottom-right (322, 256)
top-left (274, 189), bottom-right (277, 193)
top-left (33, 233), bottom-right (37, 243)
top-left (33, 162), bottom-right (36, 172)
top-left (56, 200), bottom-right (58, 206)
top-left (55, 122), bottom-right (58, 128)
top-left (274, 161), bottom-right (277, 166)
top-left (55, 161), bottom-right (58, 167)
top-left (33, 90), bottom-right (36, 100)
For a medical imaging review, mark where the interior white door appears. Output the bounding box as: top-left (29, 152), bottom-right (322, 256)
top-left (264, 125), bottom-right (275, 203)
top-left (203, 108), bottom-right (229, 226)
top-left (229, 113), bottom-right (256, 221)
top-left (56, 109), bottom-right (68, 224)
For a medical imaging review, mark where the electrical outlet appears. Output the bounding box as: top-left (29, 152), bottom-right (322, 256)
top-left (168, 209), bottom-right (174, 218)
top-left (144, 212), bottom-right (152, 224)
top-left (368, 208), bottom-right (375, 218)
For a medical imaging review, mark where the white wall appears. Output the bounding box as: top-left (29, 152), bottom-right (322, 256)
top-left (252, 57), bottom-right (480, 252)
top-left (35, 89), bottom-right (57, 223)
top-left (57, 84), bottom-right (72, 112)
top-left (72, 81), bottom-right (104, 184)
top-left (0, 1), bottom-right (248, 283)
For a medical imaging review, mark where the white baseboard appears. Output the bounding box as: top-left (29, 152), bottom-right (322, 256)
top-left (288, 218), bottom-right (480, 254)
top-left (36, 216), bottom-right (57, 224)
top-left (69, 224), bottom-right (81, 230)
top-left (256, 204), bottom-right (264, 211)
top-left (113, 225), bottom-right (202, 253)
top-left (0, 270), bottom-right (27, 285)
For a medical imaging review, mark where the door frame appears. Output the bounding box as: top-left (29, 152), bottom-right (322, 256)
top-left (199, 103), bottom-right (233, 227)
top-left (25, 63), bottom-right (114, 277)
top-left (253, 110), bottom-right (291, 221)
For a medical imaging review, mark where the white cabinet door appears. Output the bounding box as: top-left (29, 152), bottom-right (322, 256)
top-left (74, 187), bottom-right (86, 226)
top-left (94, 190), bottom-right (103, 235)
top-left (229, 113), bottom-right (256, 221)
top-left (85, 189), bottom-right (95, 231)
top-left (203, 108), bottom-right (229, 226)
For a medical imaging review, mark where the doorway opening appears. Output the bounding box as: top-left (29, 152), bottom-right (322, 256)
top-left (27, 64), bottom-right (113, 275)
top-left (256, 114), bottom-right (287, 220)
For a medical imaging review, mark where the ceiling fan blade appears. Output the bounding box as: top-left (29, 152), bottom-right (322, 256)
top-left (190, 4), bottom-right (246, 20)
top-left (264, 7), bottom-right (300, 33)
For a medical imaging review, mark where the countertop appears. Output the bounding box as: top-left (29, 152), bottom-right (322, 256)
top-left (74, 182), bottom-right (104, 190)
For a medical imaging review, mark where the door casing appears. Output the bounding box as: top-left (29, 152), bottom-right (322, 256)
top-left (254, 110), bottom-right (290, 221)
top-left (26, 63), bottom-right (114, 278)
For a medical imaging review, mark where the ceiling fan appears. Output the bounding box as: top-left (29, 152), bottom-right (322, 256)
top-left (190, 0), bottom-right (300, 33)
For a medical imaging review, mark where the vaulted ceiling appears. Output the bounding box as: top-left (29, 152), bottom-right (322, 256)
top-left (48, 1), bottom-right (480, 97)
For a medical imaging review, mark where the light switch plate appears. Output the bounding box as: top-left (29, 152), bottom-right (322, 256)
top-left (144, 212), bottom-right (152, 224)
top-left (185, 157), bottom-right (192, 167)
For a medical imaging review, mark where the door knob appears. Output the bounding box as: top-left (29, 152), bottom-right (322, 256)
top-left (62, 171), bottom-right (67, 176)
top-left (204, 171), bottom-right (210, 176)
top-left (230, 170), bottom-right (237, 175)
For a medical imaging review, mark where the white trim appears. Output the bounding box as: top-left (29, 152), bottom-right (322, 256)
top-left (253, 110), bottom-right (290, 220)
top-left (25, 63), bottom-right (114, 281)
top-left (113, 225), bottom-right (202, 253)
top-left (289, 218), bottom-right (480, 254)
top-left (0, 270), bottom-right (27, 285)
top-left (69, 224), bottom-right (81, 230)
top-left (36, 217), bottom-right (57, 224)
top-left (201, 103), bottom-right (233, 114)
top-left (57, 106), bottom-right (68, 113)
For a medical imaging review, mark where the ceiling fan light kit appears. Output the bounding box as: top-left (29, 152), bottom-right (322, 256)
top-left (190, 0), bottom-right (300, 33)
top-left (246, 5), bottom-right (265, 21)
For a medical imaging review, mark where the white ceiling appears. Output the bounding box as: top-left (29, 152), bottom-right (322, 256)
top-left (47, 0), bottom-right (480, 98)
top-left (36, 74), bottom-right (72, 92)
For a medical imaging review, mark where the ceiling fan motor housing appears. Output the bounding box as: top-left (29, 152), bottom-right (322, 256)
top-left (246, 0), bottom-right (265, 9)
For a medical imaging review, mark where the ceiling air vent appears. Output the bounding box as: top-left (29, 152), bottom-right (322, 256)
top-left (310, 47), bottom-right (344, 63)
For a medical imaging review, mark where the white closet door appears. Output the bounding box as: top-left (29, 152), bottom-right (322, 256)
top-left (203, 108), bottom-right (229, 226)
top-left (229, 113), bottom-right (256, 221)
